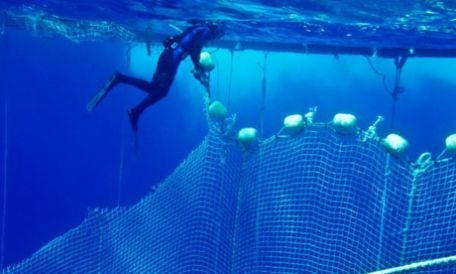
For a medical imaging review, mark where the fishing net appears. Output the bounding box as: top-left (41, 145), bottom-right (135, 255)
top-left (3, 124), bottom-right (455, 273)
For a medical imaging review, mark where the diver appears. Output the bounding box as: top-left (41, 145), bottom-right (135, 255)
top-left (87, 21), bottom-right (224, 135)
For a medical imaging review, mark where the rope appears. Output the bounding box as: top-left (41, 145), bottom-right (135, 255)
top-left (125, 44), bottom-right (132, 70)
top-left (227, 50), bottom-right (234, 109)
top-left (1, 97), bottom-right (8, 269)
top-left (259, 52), bottom-right (268, 138)
top-left (364, 56), bottom-right (408, 130)
top-left (412, 152), bottom-right (433, 177)
top-left (390, 56), bottom-right (408, 130)
top-left (364, 56), bottom-right (392, 96)
top-left (369, 255), bottom-right (456, 274)
top-left (117, 117), bottom-right (127, 206)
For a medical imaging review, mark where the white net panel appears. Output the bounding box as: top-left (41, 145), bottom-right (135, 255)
top-left (395, 160), bottom-right (456, 274)
top-left (4, 133), bottom-right (242, 273)
top-left (232, 128), bottom-right (412, 273)
top-left (2, 126), bottom-right (455, 273)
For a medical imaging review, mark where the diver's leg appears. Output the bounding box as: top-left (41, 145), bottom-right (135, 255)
top-left (87, 72), bottom-right (152, 112)
top-left (128, 72), bottom-right (174, 132)
top-left (128, 88), bottom-right (168, 133)
top-left (128, 88), bottom-right (168, 151)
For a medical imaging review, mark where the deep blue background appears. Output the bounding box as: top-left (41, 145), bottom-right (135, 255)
top-left (1, 29), bottom-right (455, 266)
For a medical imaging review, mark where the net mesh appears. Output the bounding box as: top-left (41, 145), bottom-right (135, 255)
top-left (3, 125), bottom-right (455, 273)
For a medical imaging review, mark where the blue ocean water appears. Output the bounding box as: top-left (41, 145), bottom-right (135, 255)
top-left (0, 0), bottom-right (455, 268)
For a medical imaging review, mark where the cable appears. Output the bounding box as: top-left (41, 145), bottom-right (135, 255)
top-left (364, 55), bottom-right (408, 130)
top-left (227, 50), bottom-right (234, 109)
top-left (1, 97), bottom-right (8, 269)
top-left (392, 56), bottom-right (407, 102)
top-left (390, 56), bottom-right (408, 130)
top-left (117, 117), bottom-right (127, 206)
top-left (259, 52), bottom-right (268, 139)
top-left (125, 44), bottom-right (132, 71)
top-left (364, 56), bottom-right (392, 96)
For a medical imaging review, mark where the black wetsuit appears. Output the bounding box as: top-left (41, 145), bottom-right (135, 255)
top-left (94, 24), bottom-right (221, 132)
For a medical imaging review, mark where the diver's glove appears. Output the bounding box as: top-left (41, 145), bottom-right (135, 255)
top-left (192, 68), bottom-right (210, 96)
top-left (162, 36), bottom-right (178, 48)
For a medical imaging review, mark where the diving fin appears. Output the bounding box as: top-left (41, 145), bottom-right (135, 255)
top-left (86, 74), bottom-right (117, 112)
top-left (128, 110), bottom-right (140, 153)
top-left (133, 133), bottom-right (139, 154)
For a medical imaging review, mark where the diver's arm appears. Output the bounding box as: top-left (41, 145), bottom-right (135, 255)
top-left (189, 27), bottom-right (213, 68)
top-left (162, 35), bottom-right (179, 48)
top-left (190, 44), bottom-right (210, 95)
top-left (179, 26), bottom-right (209, 51)
top-left (190, 44), bottom-right (204, 70)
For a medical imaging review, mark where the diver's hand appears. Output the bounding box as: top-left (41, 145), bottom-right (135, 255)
top-left (191, 68), bottom-right (204, 80)
top-left (162, 35), bottom-right (177, 48)
top-left (192, 68), bottom-right (210, 93)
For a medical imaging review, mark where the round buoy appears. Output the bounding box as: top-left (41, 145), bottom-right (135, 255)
top-left (208, 101), bottom-right (228, 120)
top-left (199, 52), bottom-right (215, 72)
top-left (383, 133), bottom-right (409, 156)
top-left (283, 114), bottom-right (305, 129)
top-left (238, 128), bottom-right (258, 144)
top-left (283, 114), bottom-right (306, 135)
top-left (332, 113), bottom-right (357, 134)
top-left (445, 134), bottom-right (456, 153)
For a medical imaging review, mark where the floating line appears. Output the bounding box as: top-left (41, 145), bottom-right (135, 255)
top-left (368, 255), bottom-right (456, 274)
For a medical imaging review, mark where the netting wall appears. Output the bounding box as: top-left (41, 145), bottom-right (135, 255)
top-left (232, 129), bottom-right (412, 273)
top-left (398, 160), bottom-right (456, 273)
top-left (4, 133), bottom-right (242, 273)
top-left (3, 127), bottom-right (456, 273)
